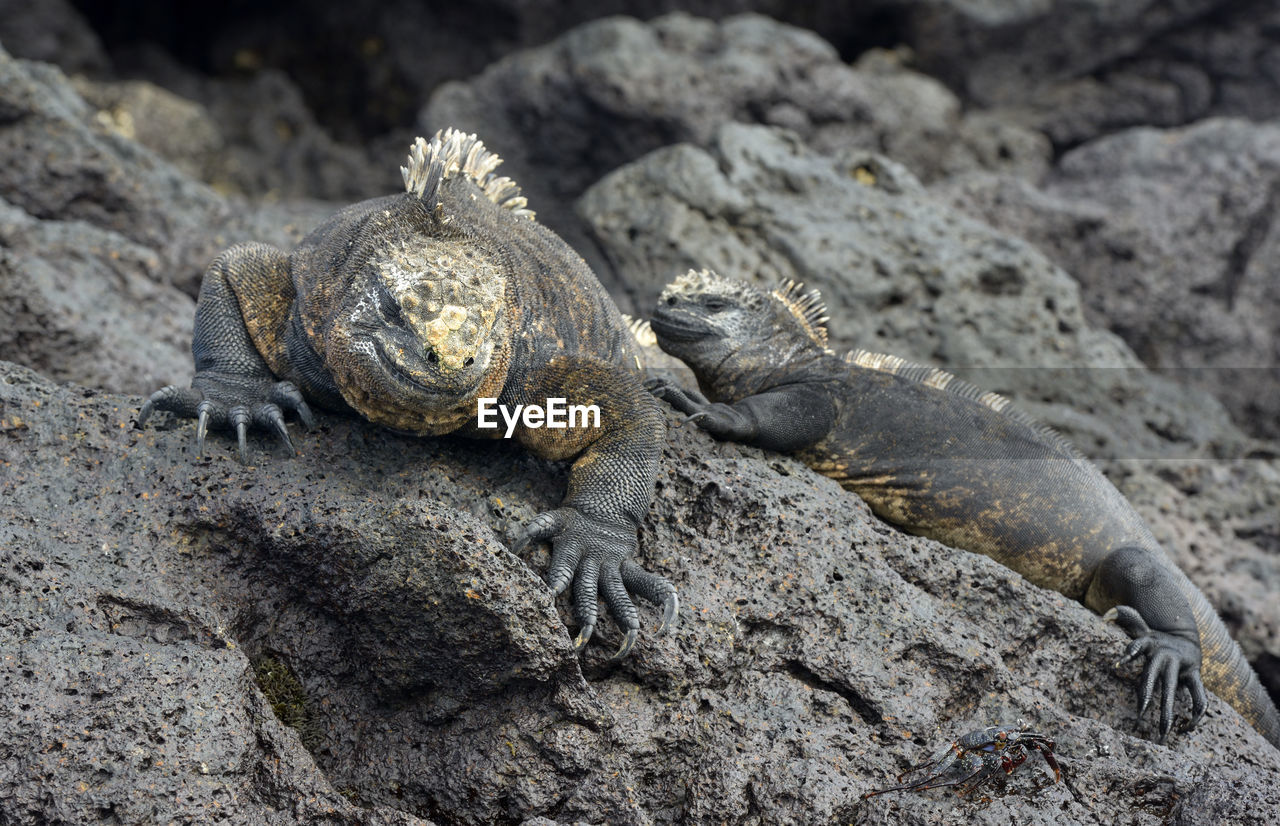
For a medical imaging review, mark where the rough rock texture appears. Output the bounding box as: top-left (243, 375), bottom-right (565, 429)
top-left (903, 0), bottom-right (1223, 106)
top-left (0, 197), bottom-right (193, 396)
top-left (58, 1), bottom-right (1280, 151)
top-left (966, 0), bottom-right (1280, 148)
top-left (74, 52), bottom-right (396, 202)
top-left (67, 75), bottom-right (226, 186)
top-left (0, 44), bottom-right (337, 298)
top-left (0, 44), bottom-right (236, 294)
top-left (0, 44), bottom-right (340, 395)
top-left (5, 3), bottom-right (1280, 823)
top-left (935, 119), bottom-right (1280, 441)
top-left (580, 122), bottom-right (1251, 463)
top-left (421, 13), bottom-right (1049, 298)
top-left (0, 0), bottom-right (109, 74)
top-left (580, 124), bottom-right (1280, 713)
top-left (5, 361), bottom-right (1280, 825)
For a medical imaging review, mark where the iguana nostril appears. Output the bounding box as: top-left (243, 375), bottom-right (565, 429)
top-left (426, 349), bottom-right (438, 364)
top-left (464, 357), bottom-right (474, 367)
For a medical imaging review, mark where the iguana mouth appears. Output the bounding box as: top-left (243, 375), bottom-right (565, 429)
top-left (370, 337), bottom-right (445, 396)
top-left (649, 308), bottom-right (715, 342)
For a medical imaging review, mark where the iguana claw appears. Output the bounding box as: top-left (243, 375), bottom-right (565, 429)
top-left (196, 402), bottom-right (213, 458)
top-left (231, 406), bottom-right (250, 464)
top-left (609, 628), bottom-right (639, 661)
top-left (573, 623), bottom-right (595, 653)
top-left (659, 592), bottom-right (680, 634)
top-left (265, 405), bottom-right (295, 453)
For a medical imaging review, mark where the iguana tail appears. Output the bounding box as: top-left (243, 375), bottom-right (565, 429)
top-left (1178, 569), bottom-right (1280, 746)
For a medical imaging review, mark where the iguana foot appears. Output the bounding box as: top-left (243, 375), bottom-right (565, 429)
top-left (645, 377), bottom-right (757, 440)
top-left (137, 373), bottom-right (314, 464)
top-left (1105, 605), bottom-right (1208, 742)
top-left (513, 507), bottom-right (678, 660)
top-left (644, 377), bottom-right (708, 414)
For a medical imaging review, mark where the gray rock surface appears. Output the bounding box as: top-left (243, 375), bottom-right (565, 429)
top-left (421, 13), bottom-right (1048, 299)
top-left (0, 44), bottom-right (338, 298)
top-left (0, 197), bottom-right (193, 396)
top-left (0, 0), bottom-right (109, 74)
top-left (904, 0), bottom-right (1222, 108)
top-left (579, 122), bottom-right (1250, 463)
top-left (40, 0), bottom-right (1276, 154)
top-left (75, 54), bottom-right (397, 202)
top-left (967, 0), bottom-right (1280, 148)
top-left (0, 44), bottom-right (344, 394)
top-left (4, 5), bottom-right (1280, 823)
top-left (5, 360), bottom-right (1280, 825)
top-left (935, 118), bottom-right (1280, 440)
top-left (0, 45), bottom-right (235, 294)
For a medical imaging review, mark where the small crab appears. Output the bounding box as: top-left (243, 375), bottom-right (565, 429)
top-left (862, 724), bottom-right (1062, 800)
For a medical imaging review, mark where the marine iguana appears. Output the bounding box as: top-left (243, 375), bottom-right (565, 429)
top-left (136, 129), bottom-right (677, 659)
top-left (645, 268), bottom-right (1280, 747)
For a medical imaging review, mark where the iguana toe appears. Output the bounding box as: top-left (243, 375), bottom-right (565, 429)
top-left (659, 592), bottom-right (679, 634)
top-left (573, 622), bottom-right (596, 653)
top-left (645, 377), bottom-right (710, 415)
top-left (258, 403), bottom-right (294, 453)
top-left (621, 560), bottom-right (679, 633)
top-left (511, 509), bottom-right (569, 555)
top-left (268, 381), bottom-right (314, 430)
top-left (572, 549), bottom-right (602, 645)
top-left (136, 385), bottom-right (202, 427)
top-left (196, 401), bottom-right (214, 457)
top-left (1185, 672), bottom-right (1208, 731)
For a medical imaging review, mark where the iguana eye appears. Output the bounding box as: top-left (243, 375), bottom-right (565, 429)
top-left (703, 297), bottom-right (728, 312)
top-left (426, 349), bottom-right (439, 365)
top-left (375, 282), bottom-right (405, 326)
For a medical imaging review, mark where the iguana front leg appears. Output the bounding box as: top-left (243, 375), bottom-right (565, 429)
top-left (510, 364), bottom-right (678, 659)
top-left (646, 377), bottom-right (836, 453)
top-left (137, 243), bottom-right (314, 462)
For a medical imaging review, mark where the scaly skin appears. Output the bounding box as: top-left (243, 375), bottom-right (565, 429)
top-left (647, 268), bottom-right (1279, 748)
top-left (138, 129), bottom-right (678, 659)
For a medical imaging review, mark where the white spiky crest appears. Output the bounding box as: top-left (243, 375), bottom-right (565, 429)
top-left (661, 268), bottom-right (740, 301)
top-left (622, 314), bottom-right (657, 347)
top-left (771, 280), bottom-right (830, 348)
top-left (401, 129), bottom-right (534, 219)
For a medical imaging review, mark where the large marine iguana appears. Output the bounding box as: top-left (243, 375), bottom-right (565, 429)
top-left (136, 129), bottom-right (677, 658)
top-left (645, 268), bottom-right (1280, 747)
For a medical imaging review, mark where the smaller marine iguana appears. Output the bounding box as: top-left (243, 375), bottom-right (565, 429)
top-left (137, 129), bottom-right (677, 658)
top-left (646, 268), bottom-right (1280, 747)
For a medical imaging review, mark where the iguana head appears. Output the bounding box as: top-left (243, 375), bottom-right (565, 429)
top-left (650, 269), bottom-right (829, 394)
top-left (321, 130), bottom-right (527, 435)
top-left (325, 232), bottom-right (511, 434)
